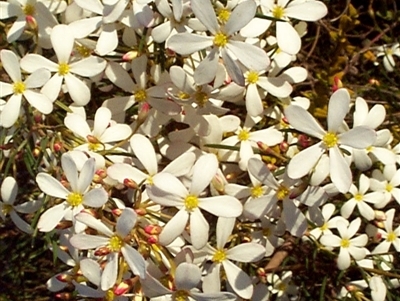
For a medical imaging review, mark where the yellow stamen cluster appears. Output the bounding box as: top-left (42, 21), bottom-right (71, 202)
top-left (340, 238), bottom-right (350, 248)
top-left (385, 183), bottom-right (393, 192)
top-left (195, 91), bottom-right (208, 107)
top-left (237, 129), bottom-right (250, 141)
top-left (322, 132), bottom-right (338, 148)
top-left (66, 192), bottom-right (83, 207)
top-left (178, 91), bottom-right (190, 100)
top-left (75, 45), bottom-right (92, 58)
top-left (386, 232), bottom-right (396, 242)
top-left (105, 289), bottom-right (115, 301)
top-left (23, 4), bottom-right (35, 16)
top-left (58, 62), bottom-right (70, 76)
top-left (88, 142), bottom-right (102, 151)
top-left (1, 204), bottom-right (13, 216)
top-left (212, 249), bottom-right (227, 263)
top-left (213, 32), bottom-right (228, 47)
top-left (354, 193), bottom-right (363, 202)
top-left (184, 195), bottom-right (199, 212)
top-left (272, 6), bottom-right (285, 19)
top-left (251, 185), bottom-right (264, 198)
top-left (246, 71), bottom-right (259, 84)
top-left (217, 9), bottom-right (230, 24)
top-left (13, 81), bottom-right (26, 95)
top-left (276, 185), bottom-right (289, 201)
top-left (134, 89), bottom-right (147, 102)
top-left (108, 234), bottom-right (124, 252)
top-left (173, 290), bottom-right (189, 301)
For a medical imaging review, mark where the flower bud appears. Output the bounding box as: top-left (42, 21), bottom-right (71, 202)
top-left (122, 51), bottom-right (138, 61)
top-left (123, 178), bottom-right (139, 189)
top-left (144, 224), bottom-right (162, 235)
top-left (53, 142), bottom-right (63, 152)
top-left (26, 15), bottom-right (38, 30)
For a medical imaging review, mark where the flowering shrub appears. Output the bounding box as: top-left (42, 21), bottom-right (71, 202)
top-left (0, 0), bottom-right (399, 300)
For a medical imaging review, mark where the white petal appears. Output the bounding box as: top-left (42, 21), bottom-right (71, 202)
top-left (70, 56), bottom-right (106, 77)
top-left (338, 126), bottom-right (376, 149)
top-left (167, 33), bottom-right (213, 55)
top-left (75, 212), bottom-right (114, 236)
top-left (276, 21), bottom-right (301, 55)
top-left (159, 208), bottom-right (189, 246)
top-left (216, 217), bottom-right (235, 249)
top-left (225, 0), bottom-right (256, 36)
top-left (24, 68), bottom-right (51, 88)
top-left (64, 73), bottom-right (90, 106)
top-left (175, 262), bottom-right (201, 290)
top-left (37, 203), bottom-right (68, 232)
top-left (101, 124), bottom-right (132, 143)
top-left (223, 260), bottom-right (254, 299)
top-left (337, 248), bottom-right (350, 270)
top-left (20, 54), bottom-right (58, 73)
top-left (130, 134), bottom-right (158, 175)
top-left (51, 25), bottom-right (74, 63)
top-left (190, 0), bottom-right (218, 34)
top-left (78, 157), bottom-right (95, 193)
top-left (83, 188), bottom-right (108, 208)
top-left (199, 196), bottom-right (242, 217)
top-left (6, 17), bottom-right (26, 43)
top-left (121, 244), bottom-right (146, 278)
top-left (284, 105), bottom-right (325, 139)
top-left (287, 142), bottom-right (325, 179)
top-left (190, 208), bottom-right (209, 249)
top-left (151, 172), bottom-right (188, 200)
top-left (10, 211), bottom-right (32, 234)
top-left (221, 48), bottom-right (244, 86)
top-left (1, 176), bottom-right (18, 204)
top-left (61, 153), bottom-right (79, 192)
top-left (41, 73), bottom-right (63, 102)
top-left (105, 61), bottom-right (135, 92)
top-left (101, 253), bottom-right (118, 290)
top-left (69, 233), bottom-right (109, 249)
top-left (227, 40), bottom-right (270, 71)
top-left (1, 94), bottom-right (21, 128)
top-left (116, 208), bottom-right (137, 238)
top-left (329, 146), bottom-right (352, 194)
top-left (1, 49), bottom-right (21, 82)
top-left (227, 242), bottom-right (265, 262)
top-left (327, 88), bottom-right (350, 132)
top-left (285, 1), bottom-right (327, 21)
top-left (80, 258), bottom-right (101, 286)
top-left (283, 201), bottom-right (308, 237)
top-left (194, 47), bottom-right (219, 85)
top-left (36, 173), bottom-right (70, 198)
top-left (68, 16), bottom-right (102, 39)
top-left (245, 84), bottom-right (263, 117)
top-left (257, 77), bottom-right (292, 98)
top-left (190, 154), bottom-right (218, 195)
top-left (96, 23), bottom-right (119, 56)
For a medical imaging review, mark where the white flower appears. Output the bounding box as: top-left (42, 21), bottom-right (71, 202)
top-left (147, 154), bottom-right (243, 249)
top-left (20, 24), bottom-right (106, 105)
top-left (0, 49), bottom-right (52, 128)
top-left (202, 217), bottom-right (265, 299)
top-left (376, 43), bottom-right (400, 72)
top-left (340, 174), bottom-right (383, 221)
top-left (373, 209), bottom-right (400, 254)
top-left (267, 271), bottom-right (298, 299)
top-left (320, 218), bottom-right (368, 270)
top-left (284, 88), bottom-right (376, 193)
top-left (370, 164), bottom-right (400, 208)
top-left (36, 152), bottom-right (108, 232)
top-left (70, 208), bottom-right (147, 290)
top-left (308, 203), bottom-right (344, 240)
top-left (167, 0), bottom-right (270, 85)
top-left (0, 176), bottom-right (41, 234)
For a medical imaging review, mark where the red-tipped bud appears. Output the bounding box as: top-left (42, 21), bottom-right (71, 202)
top-left (144, 224), bottom-right (162, 235)
top-left (332, 76), bottom-right (343, 92)
top-left (112, 208), bottom-right (123, 216)
top-left (86, 135), bottom-right (100, 144)
top-left (257, 141), bottom-right (269, 152)
top-left (26, 15), bottom-right (38, 30)
top-left (95, 169), bottom-right (107, 179)
top-left (297, 134), bottom-right (312, 149)
top-left (137, 102), bottom-right (151, 125)
top-left (279, 141), bottom-right (289, 153)
top-left (53, 142), bottom-right (63, 152)
top-left (166, 48), bottom-right (175, 57)
top-left (123, 178), bottom-right (139, 189)
top-left (135, 208), bottom-right (147, 216)
top-left (55, 292), bottom-right (73, 300)
top-left (147, 235), bottom-right (159, 244)
top-left (56, 273), bottom-right (71, 283)
top-left (369, 78), bottom-right (380, 86)
top-left (114, 280), bottom-right (131, 295)
top-left (374, 210), bottom-right (386, 221)
top-left (33, 147), bottom-right (41, 157)
top-left (122, 51), bottom-right (138, 61)
top-left (94, 247), bottom-right (111, 256)
top-left (33, 111), bottom-right (42, 123)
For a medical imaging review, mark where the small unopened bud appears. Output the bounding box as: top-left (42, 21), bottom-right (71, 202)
top-left (122, 51), bottom-right (138, 61)
top-left (114, 280), bottom-right (131, 295)
top-left (374, 221), bottom-right (385, 229)
top-left (374, 210), bottom-right (386, 221)
top-left (96, 168), bottom-right (107, 179)
top-left (211, 174), bottom-right (225, 194)
top-left (135, 208), bottom-right (147, 216)
top-left (279, 141), bottom-right (289, 153)
top-left (33, 147), bottom-right (41, 157)
top-left (136, 102), bottom-right (151, 126)
top-left (369, 78), bottom-right (380, 86)
top-left (26, 15), bottom-right (38, 30)
top-left (332, 76), bottom-right (343, 92)
top-left (112, 208), bottom-right (123, 216)
top-left (55, 292), bottom-right (73, 300)
top-left (257, 267), bottom-right (266, 277)
top-left (123, 178), bottom-right (139, 189)
top-left (147, 235), bottom-right (159, 244)
top-left (53, 142), bottom-right (63, 152)
top-left (33, 111), bottom-right (42, 123)
top-left (144, 224), bottom-right (162, 235)
top-left (298, 134), bottom-right (312, 149)
top-left (166, 48), bottom-right (175, 57)
top-left (86, 135), bottom-right (100, 144)
top-left (56, 273), bottom-right (71, 283)
top-left (94, 246), bottom-right (111, 256)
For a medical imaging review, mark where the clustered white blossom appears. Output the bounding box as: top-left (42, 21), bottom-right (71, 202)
top-left (0, 0), bottom-right (399, 300)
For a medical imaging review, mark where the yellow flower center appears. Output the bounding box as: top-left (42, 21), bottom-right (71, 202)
top-left (354, 193), bottom-right (363, 202)
top-left (340, 238), bottom-right (350, 248)
top-left (13, 81), bottom-right (26, 94)
top-left (213, 32), bottom-right (228, 47)
top-left (320, 222), bottom-right (328, 231)
top-left (322, 132), bottom-right (338, 148)
top-left (108, 234), bottom-right (124, 252)
top-left (272, 5), bottom-right (285, 19)
top-left (212, 249), bottom-right (227, 263)
top-left (23, 4), bottom-right (35, 16)
top-left (75, 45), bottom-right (92, 57)
top-left (146, 176), bottom-right (154, 186)
top-left (178, 91), bottom-right (190, 100)
top-left (276, 185), bottom-right (289, 201)
top-left (246, 71), bottom-right (259, 85)
top-left (238, 129), bottom-right (250, 141)
top-left (385, 183), bottom-right (393, 192)
top-left (1, 204), bottom-right (13, 216)
top-left (277, 281), bottom-right (287, 291)
top-left (387, 231), bottom-right (396, 243)
top-left (217, 8), bottom-right (230, 24)
top-left (58, 62), bottom-right (70, 76)
top-left (366, 146), bottom-right (373, 152)
top-left (195, 91), bottom-right (208, 107)
top-left (173, 290), bottom-right (189, 301)
top-left (184, 195), bottom-right (199, 212)
top-left (251, 185), bottom-right (264, 198)
top-left (88, 142), bottom-right (102, 151)
top-left (134, 89), bottom-right (147, 102)
top-left (66, 192), bottom-right (83, 207)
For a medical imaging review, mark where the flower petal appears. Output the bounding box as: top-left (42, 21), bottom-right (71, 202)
top-left (1, 49), bottom-right (21, 82)
top-left (190, 208), bottom-right (209, 249)
top-left (36, 173), bottom-right (70, 198)
top-left (121, 244), bottom-right (146, 278)
top-left (329, 146), bottom-right (351, 193)
top-left (37, 202), bottom-right (68, 232)
top-left (327, 88), bottom-right (350, 132)
top-left (51, 25), bottom-right (74, 63)
top-left (64, 73), bottom-right (90, 106)
top-left (284, 105), bottom-right (325, 139)
top-left (159, 208), bottom-right (189, 246)
top-left (287, 142), bottom-right (325, 179)
top-left (199, 195), bottom-right (242, 217)
top-left (190, 154), bottom-right (218, 195)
